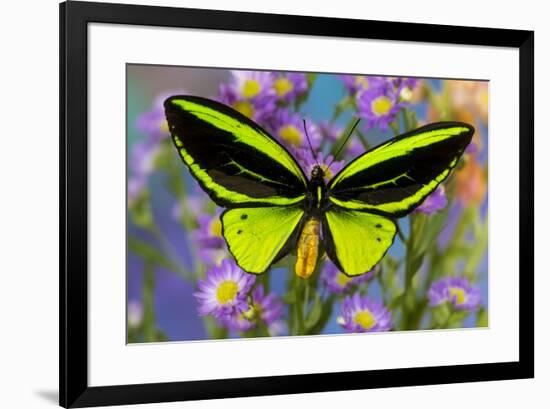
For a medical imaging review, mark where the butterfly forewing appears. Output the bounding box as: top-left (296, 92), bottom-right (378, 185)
top-left (328, 122), bottom-right (474, 217)
top-left (165, 95), bottom-right (308, 208)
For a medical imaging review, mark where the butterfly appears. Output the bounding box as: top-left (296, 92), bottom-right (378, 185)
top-left (164, 95), bottom-right (473, 278)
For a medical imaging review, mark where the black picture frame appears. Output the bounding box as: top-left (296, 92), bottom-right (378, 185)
top-left (60, 1), bottom-right (534, 407)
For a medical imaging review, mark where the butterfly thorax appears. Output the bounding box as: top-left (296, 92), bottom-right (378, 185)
top-left (305, 165), bottom-right (330, 216)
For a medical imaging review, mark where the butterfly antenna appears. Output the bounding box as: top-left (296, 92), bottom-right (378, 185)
top-left (327, 118), bottom-right (361, 168)
top-left (303, 119), bottom-right (320, 167)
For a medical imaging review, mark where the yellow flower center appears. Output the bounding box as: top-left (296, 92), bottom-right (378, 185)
top-left (216, 280), bottom-right (239, 304)
top-left (242, 79), bottom-right (261, 98)
top-left (232, 101), bottom-right (255, 119)
top-left (242, 302), bottom-right (262, 320)
top-left (449, 287), bottom-right (467, 305)
top-left (371, 96), bottom-right (393, 116)
top-left (320, 164), bottom-right (334, 181)
top-left (279, 125), bottom-right (303, 147)
top-left (354, 310), bottom-right (376, 330)
top-left (209, 218), bottom-right (222, 237)
top-left (274, 77), bottom-right (294, 97)
top-left (335, 272), bottom-right (352, 287)
top-left (160, 119), bottom-right (169, 133)
top-left (355, 76), bottom-right (369, 89)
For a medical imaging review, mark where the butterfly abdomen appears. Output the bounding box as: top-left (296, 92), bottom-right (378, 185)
top-left (295, 217), bottom-right (321, 279)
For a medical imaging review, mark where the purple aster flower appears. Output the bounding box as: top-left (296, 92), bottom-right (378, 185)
top-left (340, 75), bottom-right (386, 94)
top-left (393, 77), bottom-right (419, 102)
top-left (218, 83), bottom-right (277, 124)
top-left (271, 109), bottom-right (321, 154)
top-left (321, 262), bottom-right (375, 294)
top-left (356, 80), bottom-right (403, 131)
top-left (218, 285), bottom-right (285, 332)
top-left (227, 70), bottom-right (275, 100)
top-left (217, 311), bottom-right (255, 332)
top-left (272, 72), bottom-right (308, 101)
top-left (337, 293), bottom-right (393, 332)
top-left (217, 70), bottom-right (278, 123)
top-left (428, 277), bottom-right (481, 311)
top-left (249, 285), bottom-right (285, 326)
top-left (191, 211), bottom-right (228, 265)
top-left (130, 140), bottom-right (160, 177)
top-left (194, 259), bottom-right (255, 318)
top-left (136, 89), bottom-right (187, 141)
top-left (415, 186), bottom-right (447, 214)
top-left (128, 177), bottom-right (146, 205)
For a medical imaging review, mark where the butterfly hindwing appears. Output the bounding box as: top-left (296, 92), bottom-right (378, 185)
top-left (323, 208), bottom-right (397, 276)
top-left (165, 95), bottom-right (308, 208)
top-left (328, 122), bottom-right (474, 217)
top-left (221, 206), bottom-right (305, 274)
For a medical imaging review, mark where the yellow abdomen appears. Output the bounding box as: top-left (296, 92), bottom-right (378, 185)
top-left (295, 217), bottom-right (321, 279)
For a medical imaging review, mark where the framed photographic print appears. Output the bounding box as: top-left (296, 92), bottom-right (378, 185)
top-left (60, 1), bottom-right (534, 407)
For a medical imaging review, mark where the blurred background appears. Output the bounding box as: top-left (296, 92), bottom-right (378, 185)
top-left (126, 65), bottom-right (488, 342)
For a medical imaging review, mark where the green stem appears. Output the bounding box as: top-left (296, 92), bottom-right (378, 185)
top-left (151, 226), bottom-right (194, 281)
top-left (401, 215), bottom-right (426, 329)
top-left (395, 221), bottom-right (408, 245)
top-left (295, 279), bottom-right (306, 335)
top-left (303, 281), bottom-right (310, 320)
top-left (389, 119), bottom-right (400, 136)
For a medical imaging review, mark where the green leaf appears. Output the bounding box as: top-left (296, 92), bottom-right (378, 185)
top-left (283, 291), bottom-right (297, 304)
top-left (203, 316), bottom-right (228, 339)
top-left (128, 191), bottom-right (154, 229)
top-left (414, 207), bottom-right (449, 256)
top-left (448, 311), bottom-right (469, 328)
top-left (128, 236), bottom-right (179, 272)
top-left (402, 109), bottom-right (418, 132)
top-left (432, 303), bottom-right (451, 326)
top-left (305, 294), bottom-right (323, 330)
top-left (307, 295), bottom-right (335, 335)
top-left (409, 254), bottom-right (425, 276)
top-left (477, 308), bottom-right (488, 327)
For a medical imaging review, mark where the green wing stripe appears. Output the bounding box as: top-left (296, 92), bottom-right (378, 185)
top-left (222, 206), bottom-right (304, 274)
top-left (323, 209), bottom-right (396, 276)
top-left (165, 96), bottom-right (308, 208)
top-left (328, 122), bottom-right (473, 217)
top-left (171, 98), bottom-right (307, 186)
top-left (330, 125), bottom-right (469, 186)
top-left (329, 160), bottom-right (454, 213)
top-left (177, 145), bottom-right (305, 206)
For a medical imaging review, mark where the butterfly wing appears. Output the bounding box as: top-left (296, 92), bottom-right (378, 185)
top-left (221, 206), bottom-right (305, 274)
top-left (165, 96), bottom-right (309, 273)
top-left (164, 95), bottom-right (308, 208)
top-left (328, 122), bottom-right (474, 217)
top-left (322, 209), bottom-right (396, 276)
top-left (324, 122), bottom-right (473, 276)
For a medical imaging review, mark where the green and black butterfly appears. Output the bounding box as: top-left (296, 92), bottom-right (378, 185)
top-left (164, 95), bottom-right (473, 278)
